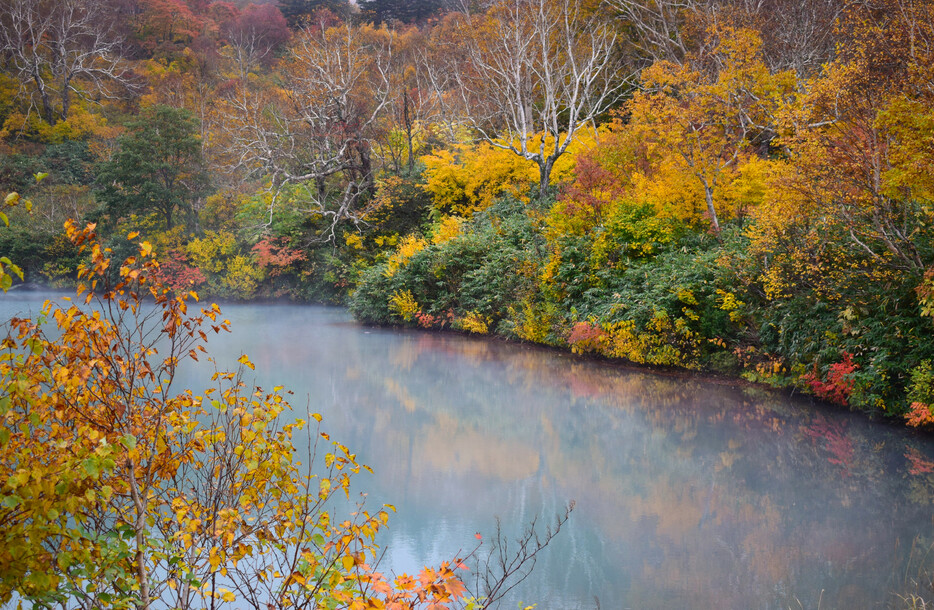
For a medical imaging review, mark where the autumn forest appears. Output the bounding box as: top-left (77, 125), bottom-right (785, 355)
top-left (0, 0), bottom-right (933, 605)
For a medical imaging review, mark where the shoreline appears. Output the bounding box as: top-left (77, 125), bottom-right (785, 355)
top-left (5, 282), bottom-right (931, 435)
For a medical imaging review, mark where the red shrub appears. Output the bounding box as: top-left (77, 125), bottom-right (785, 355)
top-left (804, 352), bottom-right (858, 406)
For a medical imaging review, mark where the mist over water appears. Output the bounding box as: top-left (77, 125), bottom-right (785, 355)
top-left (3, 294), bottom-right (934, 609)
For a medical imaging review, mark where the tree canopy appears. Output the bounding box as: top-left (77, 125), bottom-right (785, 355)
top-left (95, 105), bottom-right (209, 230)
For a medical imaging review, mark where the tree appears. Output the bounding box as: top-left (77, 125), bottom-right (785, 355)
top-left (0, 0), bottom-right (135, 127)
top-left (96, 104), bottom-right (209, 230)
top-left (447, 0), bottom-right (629, 193)
top-left (126, 0), bottom-right (204, 59)
top-left (369, 24), bottom-right (448, 175)
top-left (359, 0), bottom-right (446, 25)
top-left (627, 26), bottom-right (792, 234)
top-left (279, 0), bottom-right (352, 29)
top-left (0, 221), bottom-right (573, 608)
top-left (216, 19), bottom-right (392, 240)
top-left (606, 0), bottom-right (843, 77)
top-left (752, 0), bottom-right (934, 283)
top-left (0, 222), bottom-right (467, 608)
top-left (220, 3), bottom-right (290, 76)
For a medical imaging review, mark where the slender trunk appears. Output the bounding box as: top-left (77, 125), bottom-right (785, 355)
top-left (403, 90), bottom-right (414, 173)
top-left (32, 73), bottom-right (55, 125)
top-left (538, 156), bottom-right (555, 196)
top-left (703, 182), bottom-right (721, 235)
top-left (128, 467), bottom-right (152, 610)
top-left (61, 79), bottom-right (71, 121)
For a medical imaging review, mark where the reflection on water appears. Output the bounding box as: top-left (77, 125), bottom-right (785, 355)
top-left (3, 295), bottom-right (934, 609)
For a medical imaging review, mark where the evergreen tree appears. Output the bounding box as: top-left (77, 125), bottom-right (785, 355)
top-left (358, 0), bottom-right (445, 25)
top-left (279, 0), bottom-right (352, 28)
top-left (95, 105), bottom-right (209, 230)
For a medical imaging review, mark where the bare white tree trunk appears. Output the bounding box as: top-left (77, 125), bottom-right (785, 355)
top-left (0, 0), bottom-right (135, 125)
top-left (216, 21), bottom-right (393, 241)
top-left (447, 0), bottom-right (631, 194)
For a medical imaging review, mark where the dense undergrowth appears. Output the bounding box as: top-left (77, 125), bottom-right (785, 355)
top-left (349, 187), bottom-right (934, 422)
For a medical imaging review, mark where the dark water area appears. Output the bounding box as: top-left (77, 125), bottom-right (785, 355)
top-left (3, 294), bottom-right (934, 609)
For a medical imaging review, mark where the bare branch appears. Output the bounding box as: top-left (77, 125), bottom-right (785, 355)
top-left (445, 0), bottom-right (632, 193)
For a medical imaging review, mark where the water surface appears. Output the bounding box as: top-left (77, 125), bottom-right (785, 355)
top-left (3, 294), bottom-right (933, 609)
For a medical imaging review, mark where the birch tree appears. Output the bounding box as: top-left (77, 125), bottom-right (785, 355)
top-left (216, 19), bottom-right (392, 240)
top-left (449, 0), bottom-right (629, 194)
top-left (0, 0), bottom-right (134, 126)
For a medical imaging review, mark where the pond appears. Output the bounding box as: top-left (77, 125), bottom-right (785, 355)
top-left (3, 293), bottom-right (934, 609)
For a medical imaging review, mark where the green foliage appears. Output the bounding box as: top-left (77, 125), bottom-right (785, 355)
top-left (280, 0), bottom-right (352, 27)
top-left (95, 105), bottom-right (209, 231)
top-left (908, 361), bottom-right (934, 409)
top-left (359, 0), bottom-right (446, 24)
top-left (0, 225), bottom-right (55, 280)
top-left (350, 195), bottom-right (546, 330)
top-left (757, 274), bottom-right (934, 414)
top-left (365, 173), bottom-right (432, 240)
top-left (591, 199), bottom-right (688, 266)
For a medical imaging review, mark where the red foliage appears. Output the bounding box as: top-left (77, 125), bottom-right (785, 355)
top-left (223, 3), bottom-right (290, 64)
top-left (567, 321), bottom-right (606, 353)
top-left (416, 311), bottom-right (437, 328)
top-left (134, 0), bottom-right (205, 56)
top-left (155, 250), bottom-right (207, 293)
top-left (906, 401), bottom-right (934, 428)
top-left (803, 352), bottom-right (858, 406)
top-left (251, 238), bottom-right (306, 276)
top-left (905, 448), bottom-right (934, 475)
top-left (558, 155), bottom-right (619, 218)
top-left (803, 416), bottom-right (855, 471)
top-left (207, 1), bottom-right (239, 31)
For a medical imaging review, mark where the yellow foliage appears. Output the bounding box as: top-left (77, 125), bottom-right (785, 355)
top-left (374, 234), bottom-right (398, 248)
top-left (719, 155), bottom-right (773, 218)
top-left (201, 191), bottom-right (248, 232)
top-left (613, 312), bottom-right (700, 368)
top-left (421, 145), bottom-right (534, 216)
top-left (622, 26), bottom-right (795, 232)
top-left (455, 311), bottom-right (490, 334)
top-left (716, 289), bottom-right (746, 322)
top-left (431, 216), bottom-right (463, 245)
top-left (628, 155), bottom-right (706, 224)
top-left (187, 231), bottom-right (237, 274)
top-left (383, 235), bottom-right (427, 278)
top-left (184, 231), bottom-right (265, 298)
top-left (223, 255), bottom-right (265, 295)
top-left (1, 103), bottom-right (113, 143)
top-left (344, 233), bottom-right (365, 250)
top-left (365, 175), bottom-right (408, 222)
top-left (421, 132), bottom-right (595, 217)
top-left (388, 289), bottom-right (419, 322)
top-left (509, 300), bottom-right (557, 344)
top-left (566, 312), bottom-right (703, 369)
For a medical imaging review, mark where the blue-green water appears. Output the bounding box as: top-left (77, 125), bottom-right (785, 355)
top-left (3, 293), bottom-right (934, 609)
